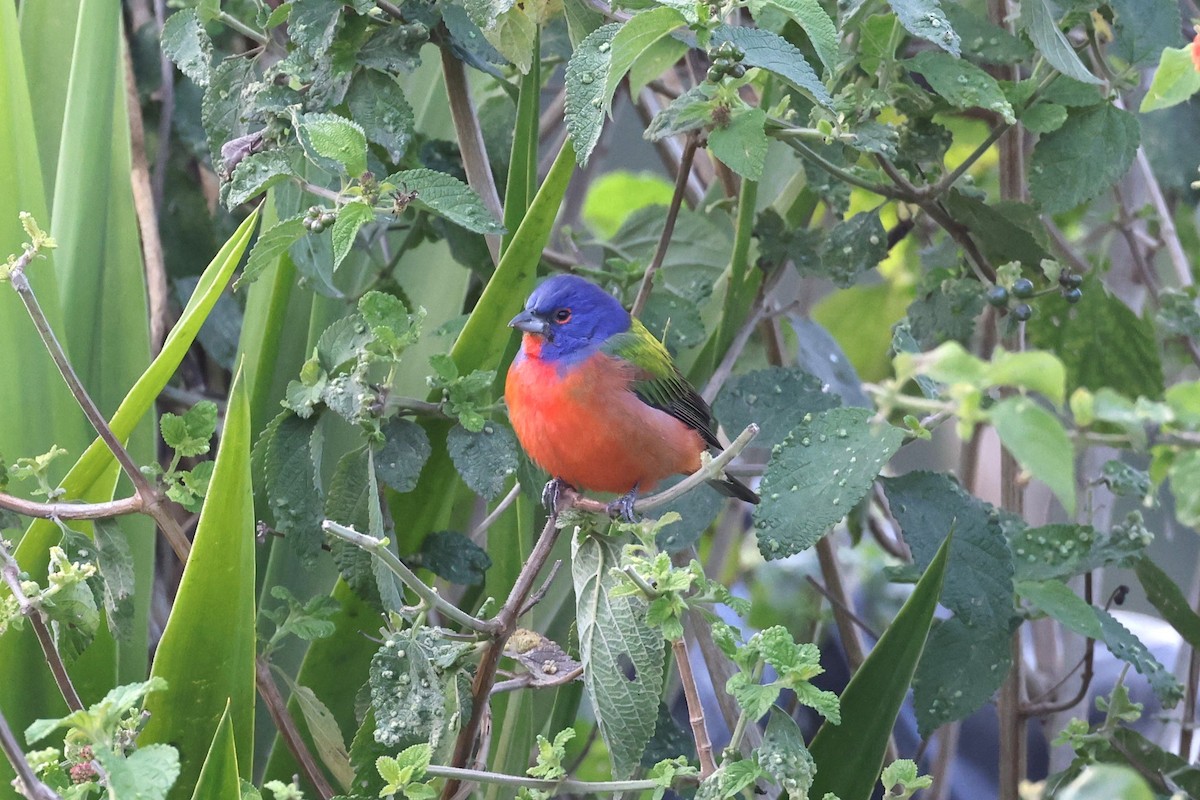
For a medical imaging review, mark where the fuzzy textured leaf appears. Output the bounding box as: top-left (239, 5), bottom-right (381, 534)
top-left (566, 23), bottom-right (621, 165)
top-left (347, 71), bottom-right (415, 163)
top-left (1030, 105), bottom-right (1139, 214)
top-left (750, 0), bottom-right (838, 72)
top-left (446, 423), bottom-right (518, 500)
top-left (1095, 608), bottom-right (1183, 707)
top-left (572, 529), bottom-right (666, 779)
top-left (714, 366), bottom-right (840, 450)
top-left (908, 50), bottom-right (1013, 122)
top-left (162, 9), bottom-right (212, 87)
top-left (385, 168), bottom-right (505, 234)
top-left (708, 107), bottom-right (769, 180)
top-left (754, 407), bottom-right (903, 559)
top-left (235, 215), bottom-right (306, 290)
top-left (711, 26), bottom-right (833, 109)
top-left (374, 418), bottom-right (431, 493)
top-left (890, 0), bottom-right (960, 56)
top-left (604, 7), bottom-right (686, 111)
top-left (912, 616), bottom-right (1011, 736)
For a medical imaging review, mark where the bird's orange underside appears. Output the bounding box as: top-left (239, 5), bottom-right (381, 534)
top-left (506, 338), bottom-right (704, 495)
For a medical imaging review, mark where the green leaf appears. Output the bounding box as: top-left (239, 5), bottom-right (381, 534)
top-left (565, 22), bottom-right (621, 165)
top-left (446, 423), bottom-right (518, 500)
top-left (1095, 608), bottom-right (1183, 707)
top-left (374, 418), bottom-right (431, 493)
top-left (942, 3), bottom-right (1031, 65)
top-left (360, 290), bottom-right (421, 355)
top-left (1109, 0), bottom-right (1182, 68)
top-left (749, 0), bottom-right (838, 72)
top-left (289, 0), bottom-right (344, 55)
top-left (942, 193), bottom-right (1051, 271)
top-left (907, 50), bottom-right (1014, 122)
top-left (1019, 0), bottom-right (1102, 85)
top-left (1010, 521), bottom-right (1151, 582)
top-left (226, 149), bottom-right (299, 208)
top-left (419, 531), bottom-right (492, 585)
top-left (604, 7), bottom-right (686, 112)
top-left (161, 400), bottom-right (218, 457)
top-left (882, 471), bottom-right (1014, 629)
top-left (1169, 450), bottom-right (1200, 528)
top-left (235, 215), bottom-right (306, 290)
top-left (1028, 278), bottom-right (1164, 399)
top-left (754, 407), bottom-right (904, 559)
top-left (629, 36), bottom-right (691, 97)
top-left (712, 26), bottom-right (833, 109)
top-left (708, 106), bottom-right (768, 180)
top-left (989, 395), bottom-right (1076, 515)
top-left (99, 744), bottom-right (181, 800)
top-left (190, 704), bottom-right (241, 800)
top-left (758, 710), bottom-right (816, 795)
top-left (906, 277), bottom-right (986, 350)
top-left (383, 168), bottom-right (505, 234)
top-left (911, 616), bottom-right (1011, 736)
top-left (1059, 765), bottom-right (1155, 800)
top-left (93, 519), bottom-right (136, 641)
top-left (809, 534), bottom-right (951, 800)
top-left (369, 628), bottom-right (472, 752)
top-left (331, 200), bottom-right (375, 271)
top-left (1017, 579), bottom-right (1103, 638)
top-left (1141, 45), bottom-right (1200, 112)
top-left (1030, 104), bottom-right (1140, 214)
top-left (572, 529), bottom-right (666, 779)
top-left (162, 9), bottom-right (212, 87)
top-left (296, 112), bottom-right (368, 176)
top-left (644, 84), bottom-right (720, 141)
top-left (1021, 101), bottom-right (1068, 133)
top-left (262, 411), bottom-right (325, 566)
top-left (714, 366), bottom-right (840, 450)
top-left (142, 369), bottom-right (256, 797)
top-left (816, 210), bottom-right (889, 288)
top-left (347, 70), bottom-right (415, 163)
top-left (1135, 556), bottom-right (1200, 650)
top-left (275, 671), bottom-right (355, 792)
top-left (890, 0), bottom-right (960, 56)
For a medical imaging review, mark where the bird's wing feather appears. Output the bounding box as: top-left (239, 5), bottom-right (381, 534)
top-left (602, 319), bottom-right (722, 450)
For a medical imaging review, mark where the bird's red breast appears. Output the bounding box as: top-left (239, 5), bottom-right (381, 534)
top-left (505, 334), bottom-right (705, 494)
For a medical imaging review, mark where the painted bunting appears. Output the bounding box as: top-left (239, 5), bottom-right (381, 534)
top-left (505, 274), bottom-right (759, 520)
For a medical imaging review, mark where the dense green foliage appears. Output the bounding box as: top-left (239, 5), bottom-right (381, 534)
top-left (3, 0), bottom-right (1200, 799)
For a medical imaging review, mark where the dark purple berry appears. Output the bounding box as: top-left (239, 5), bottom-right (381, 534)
top-left (1012, 278), bottom-right (1035, 299)
top-left (1012, 302), bottom-right (1032, 321)
top-left (1063, 288), bottom-right (1082, 304)
top-left (986, 285), bottom-right (1009, 307)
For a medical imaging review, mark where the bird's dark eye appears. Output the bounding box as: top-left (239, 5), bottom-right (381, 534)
top-left (554, 308), bottom-right (571, 323)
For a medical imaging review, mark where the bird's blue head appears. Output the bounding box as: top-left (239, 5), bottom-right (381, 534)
top-left (509, 275), bottom-right (630, 364)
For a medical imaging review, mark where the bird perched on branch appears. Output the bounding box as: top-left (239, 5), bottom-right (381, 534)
top-left (505, 274), bottom-right (759, 520)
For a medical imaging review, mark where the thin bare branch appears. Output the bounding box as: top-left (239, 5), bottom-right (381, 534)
top-left (0, 493), bottom-right (143, 521)
top-left (0, 705), bottom-right (61, 800)
top-left (673, 635), bottom-right (717, 778)
top-left (256, 657), bottom-right (336, 800)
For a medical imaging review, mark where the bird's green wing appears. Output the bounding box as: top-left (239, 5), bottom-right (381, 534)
top-left (602, 318), bottom-right (721, 449)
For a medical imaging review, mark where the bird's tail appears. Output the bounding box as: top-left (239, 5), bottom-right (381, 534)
top-left (707, 476), bottom-right (760, 505)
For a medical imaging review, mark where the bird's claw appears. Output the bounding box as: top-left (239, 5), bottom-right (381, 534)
top-left (542, 478), bottom-right (569, 514)
top-left (606, 486), bottom-right (639, 523)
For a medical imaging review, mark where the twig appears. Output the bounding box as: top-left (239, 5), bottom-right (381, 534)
top-left (673, 635), bottom-right (717, 778)
top-left (8, 257), bottom-right (192, 563)
top-left (322, 520), bottom-right (494, 634)
top-left (701, 304), bottom-right (765, 404)
top-left (805, 575), bottom-right (880, 641)
top-left (928, 722), bottom-right (960, 800)
top-left (256, 657), bottom-right (336, 800)
top-left (0, 541), bottom-right (83, 712)
top-left (0, 705), bottom-right (61, 800)
top-left (375, 0), bottom-right (405, 19)
top-left (1021, 573), bottom-right (1095, 716)
top-left (468, 482), bottom-right (522, 545)
top-left (442, 513), bottom-right (565, 799)
top-left (426, 763), bottom-right (691, 793)
top-left (518, 559), bottom-right (562, 616)
top-left (568, 424), bottom-right (759, 515)
top-left (781, 138), bottom-right (905, 199)
top-left (123, 35), bottom-right (169, 354)
top-left (630, 134), bottom-right (699, 318)
top-left (490, 664), bottom-right (582, 694)
top-left (151, 0), bottom-right (174, 210)
top-left (1132, 132), bottom-right (1192, 288)
top-left (214, 10), bottom-right (268, 44)
top-left (0, 493), bottom-right (143, 521)
top-left (440, 47), bottom-right (503, 265)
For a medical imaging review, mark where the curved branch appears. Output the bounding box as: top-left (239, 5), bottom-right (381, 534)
top-left (0, 493), bottom-right (143, 521)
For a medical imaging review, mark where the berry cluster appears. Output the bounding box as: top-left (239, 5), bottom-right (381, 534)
top-left (985, 271), bottom-right (1084, 322)
top-left (303, 205), bottom-right (337, 233)
top-left (707, 41), bottom-right (746, 82)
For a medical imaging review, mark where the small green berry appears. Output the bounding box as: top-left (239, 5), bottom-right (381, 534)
top-left (986, 286), bottom-right (1009, 307)
top-left (1063, 288), bottom-right (1082, 304)
top-left (729, 63), bottom-right (746, 78)
top-left (707, 65), bottom-right (724, 82)
top-left (1012, 278), bottom-right (1035, 298)
top-left (1012, 302), bottom-right (1032, 321)
top-left (319, 212), bottom-right (336, 226)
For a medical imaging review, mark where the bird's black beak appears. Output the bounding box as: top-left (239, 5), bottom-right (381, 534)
top-left (509, 309), bottom-right (550, 337)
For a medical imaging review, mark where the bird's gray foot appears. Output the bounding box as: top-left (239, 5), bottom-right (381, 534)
top-left (606, 485), bottom-right (640, 522)
top-left (542, 478), bottom-right (570, 514)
